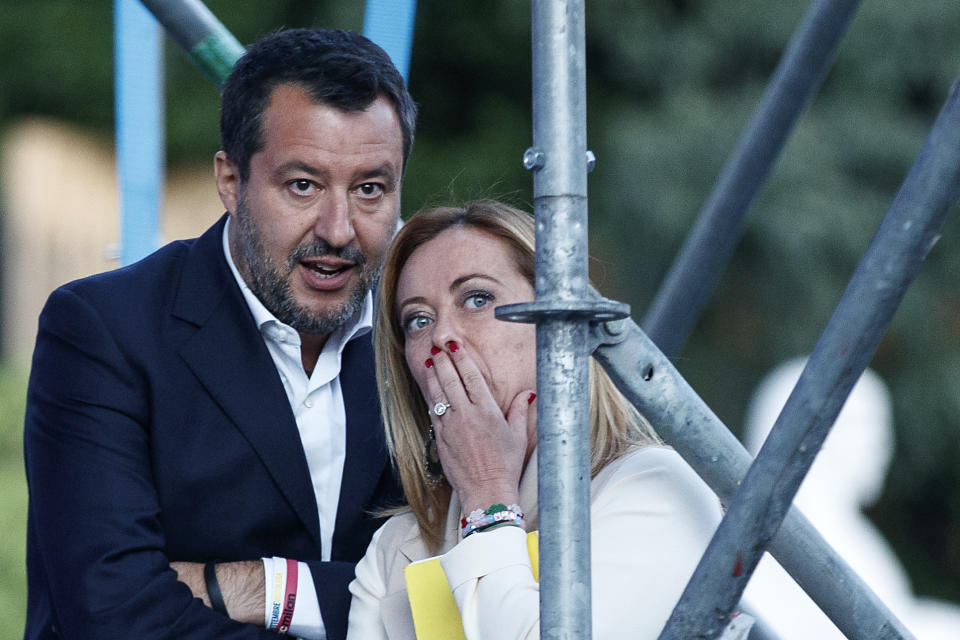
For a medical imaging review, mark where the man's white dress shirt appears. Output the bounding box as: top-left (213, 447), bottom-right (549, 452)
top-left (223, 219), bottom-right (372, 638)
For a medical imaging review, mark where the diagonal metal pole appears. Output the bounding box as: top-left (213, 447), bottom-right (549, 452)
top-left (141, 0), bottom-right (419, 89)
top-left (139, 0), bottom-right (244, 86)
top-left (659, 77), bottom-right (960, 640)
top-left (642, 0), bottom-right (862, 358)
top-left (592, 316), bottom-right (913, 639)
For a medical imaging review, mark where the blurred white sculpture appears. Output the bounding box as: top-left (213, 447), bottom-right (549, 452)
top-left (741, 357), bottom-right (960, 639)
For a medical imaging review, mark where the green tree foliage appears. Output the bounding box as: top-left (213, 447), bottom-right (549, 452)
top-left (1, 0), bottom-right (959, 621)
top-left (0, 365), bottom-right (27, 638)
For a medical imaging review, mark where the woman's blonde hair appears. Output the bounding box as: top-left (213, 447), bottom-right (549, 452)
top-left (375, 201), bottom-right (660, 551)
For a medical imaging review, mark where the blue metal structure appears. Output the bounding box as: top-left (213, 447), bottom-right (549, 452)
top-left (114, 0), bottom-right (164, 266)
top-left (363, 0), bottom-right (418, 83)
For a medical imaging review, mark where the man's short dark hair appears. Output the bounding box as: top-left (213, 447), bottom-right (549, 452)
top-left (220, 28), bottom-right (417, 182)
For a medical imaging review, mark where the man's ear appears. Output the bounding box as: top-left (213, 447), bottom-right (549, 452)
top-left (214, 151), bottom-right (240, 215)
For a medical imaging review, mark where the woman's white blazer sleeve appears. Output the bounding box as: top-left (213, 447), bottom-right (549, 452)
top-left (440, 448), bottom-right (722, 640)
top-left (346, 523), bottom-right (390, 640)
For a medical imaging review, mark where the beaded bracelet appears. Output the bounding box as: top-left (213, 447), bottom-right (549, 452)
top-left (461, 504), bottom-right (526, 538)
top-left (461, 503), bottom-right (523, 529)
top-left (462, 511), bottom-right (525, 538)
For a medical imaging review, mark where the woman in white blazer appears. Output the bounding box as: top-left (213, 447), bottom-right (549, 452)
top-left (347, 201), bottom-right (725, 640)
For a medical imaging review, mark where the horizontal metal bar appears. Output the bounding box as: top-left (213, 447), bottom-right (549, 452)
top-left (659, 75), bottom-right (960, 639)
top-left (642, 0), bottom-right (862, 358)
top-left (591, 317), bottom-right (912, 639)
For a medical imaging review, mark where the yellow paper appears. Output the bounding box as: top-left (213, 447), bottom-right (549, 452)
top-left (404, 531), bottom-right (539, 640)
top-left (527, 530), bottom-right (539, 581)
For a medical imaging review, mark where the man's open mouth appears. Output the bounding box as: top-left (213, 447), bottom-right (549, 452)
top-left (304, 261), bottom-right (353, 278)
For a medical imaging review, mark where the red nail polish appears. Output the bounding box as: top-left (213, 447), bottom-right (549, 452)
top-left (527, 392), bottom-right (537, 404)
top-left (430, 346), bottom-right (442, 355)
top-left (447, 341), bottom-right (459, 352)
top-left (425, 358), bottom-right (434, 368)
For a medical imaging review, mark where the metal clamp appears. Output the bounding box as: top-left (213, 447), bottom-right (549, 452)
top-left (496, 297), bottom-right (629, 324)
top-left (593, 317), bottom-right (630, 344)
top-left (497, 298), bottom-right (629, 356)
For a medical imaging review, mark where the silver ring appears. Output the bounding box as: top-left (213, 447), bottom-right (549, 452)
top-left (432, 401), bottom-right (451, 417)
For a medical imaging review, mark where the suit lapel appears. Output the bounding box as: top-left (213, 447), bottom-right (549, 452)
top-left (172, 216), bottom-right (322, 548)
top-left (334, 335), bottom-right (391, 539)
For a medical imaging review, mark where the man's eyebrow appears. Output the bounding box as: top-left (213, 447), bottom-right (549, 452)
top-left (273, 161), bottom-right (327, 179)
top-left (356, 164), bottom-right (400, 186)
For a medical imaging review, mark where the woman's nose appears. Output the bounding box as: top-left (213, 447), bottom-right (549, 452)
top-left (430, 314), bottom-right (461, 353)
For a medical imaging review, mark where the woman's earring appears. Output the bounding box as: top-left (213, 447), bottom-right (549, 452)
top-left (424, 425), bottom-right (445, 488)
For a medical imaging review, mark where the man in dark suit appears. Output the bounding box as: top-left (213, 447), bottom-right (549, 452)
top-left (23, 28), bottom-right (415, 640)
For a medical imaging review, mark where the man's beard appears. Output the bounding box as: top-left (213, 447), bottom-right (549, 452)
top-left (232, 194), bottom-right (379, 336)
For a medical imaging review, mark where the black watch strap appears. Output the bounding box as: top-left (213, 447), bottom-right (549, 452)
top-left (204, 561), bottom-right (229, 616)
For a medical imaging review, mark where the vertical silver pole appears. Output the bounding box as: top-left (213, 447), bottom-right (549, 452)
top-left (532, 1), bottom-right (591, 637)
top-left (500, 2), bottom-right (627, 636)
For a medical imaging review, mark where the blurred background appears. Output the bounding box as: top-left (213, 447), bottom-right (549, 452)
top-left (1, 1), bottom-right (959, 637)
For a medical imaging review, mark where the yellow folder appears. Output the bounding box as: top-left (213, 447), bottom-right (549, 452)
top-left (404, 531), bottom-right (539, 640)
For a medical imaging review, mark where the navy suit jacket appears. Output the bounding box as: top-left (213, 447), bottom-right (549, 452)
top-left (23, 215), bottom-right (401, 640)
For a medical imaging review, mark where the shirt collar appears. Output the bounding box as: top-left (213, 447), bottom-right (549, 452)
top-left (221, 217), bottom-right (373, 350)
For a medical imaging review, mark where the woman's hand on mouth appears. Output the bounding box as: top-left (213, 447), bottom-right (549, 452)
top-left (423, 341), bottom-right (534, 514)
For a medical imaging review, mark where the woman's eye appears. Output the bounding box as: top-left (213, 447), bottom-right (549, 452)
top-left (404, 315), bottom-right (433, 333)
top-left (465, 292), bottom-right (492, 309)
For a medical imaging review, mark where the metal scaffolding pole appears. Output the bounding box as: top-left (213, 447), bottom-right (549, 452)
top-left (659, 76), bottom-right (960, 640)
top-left (140, 0), bottom-right (418, 88)
top-left (139, 0), bottom-right (244, 86)
top-left (362, 0), bottom-right (418, 82)
top-left (498, 0), bottom-right (628, 637)
top-left (642, 0), bottom-right (861, 358)
top-left (115, 0), bottom-right (164, 266)
top-left (592, 316), bottom-right (912, 639)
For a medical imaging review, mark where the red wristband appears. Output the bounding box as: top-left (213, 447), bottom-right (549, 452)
top-left (276, 558), bottom-right (298, 634)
